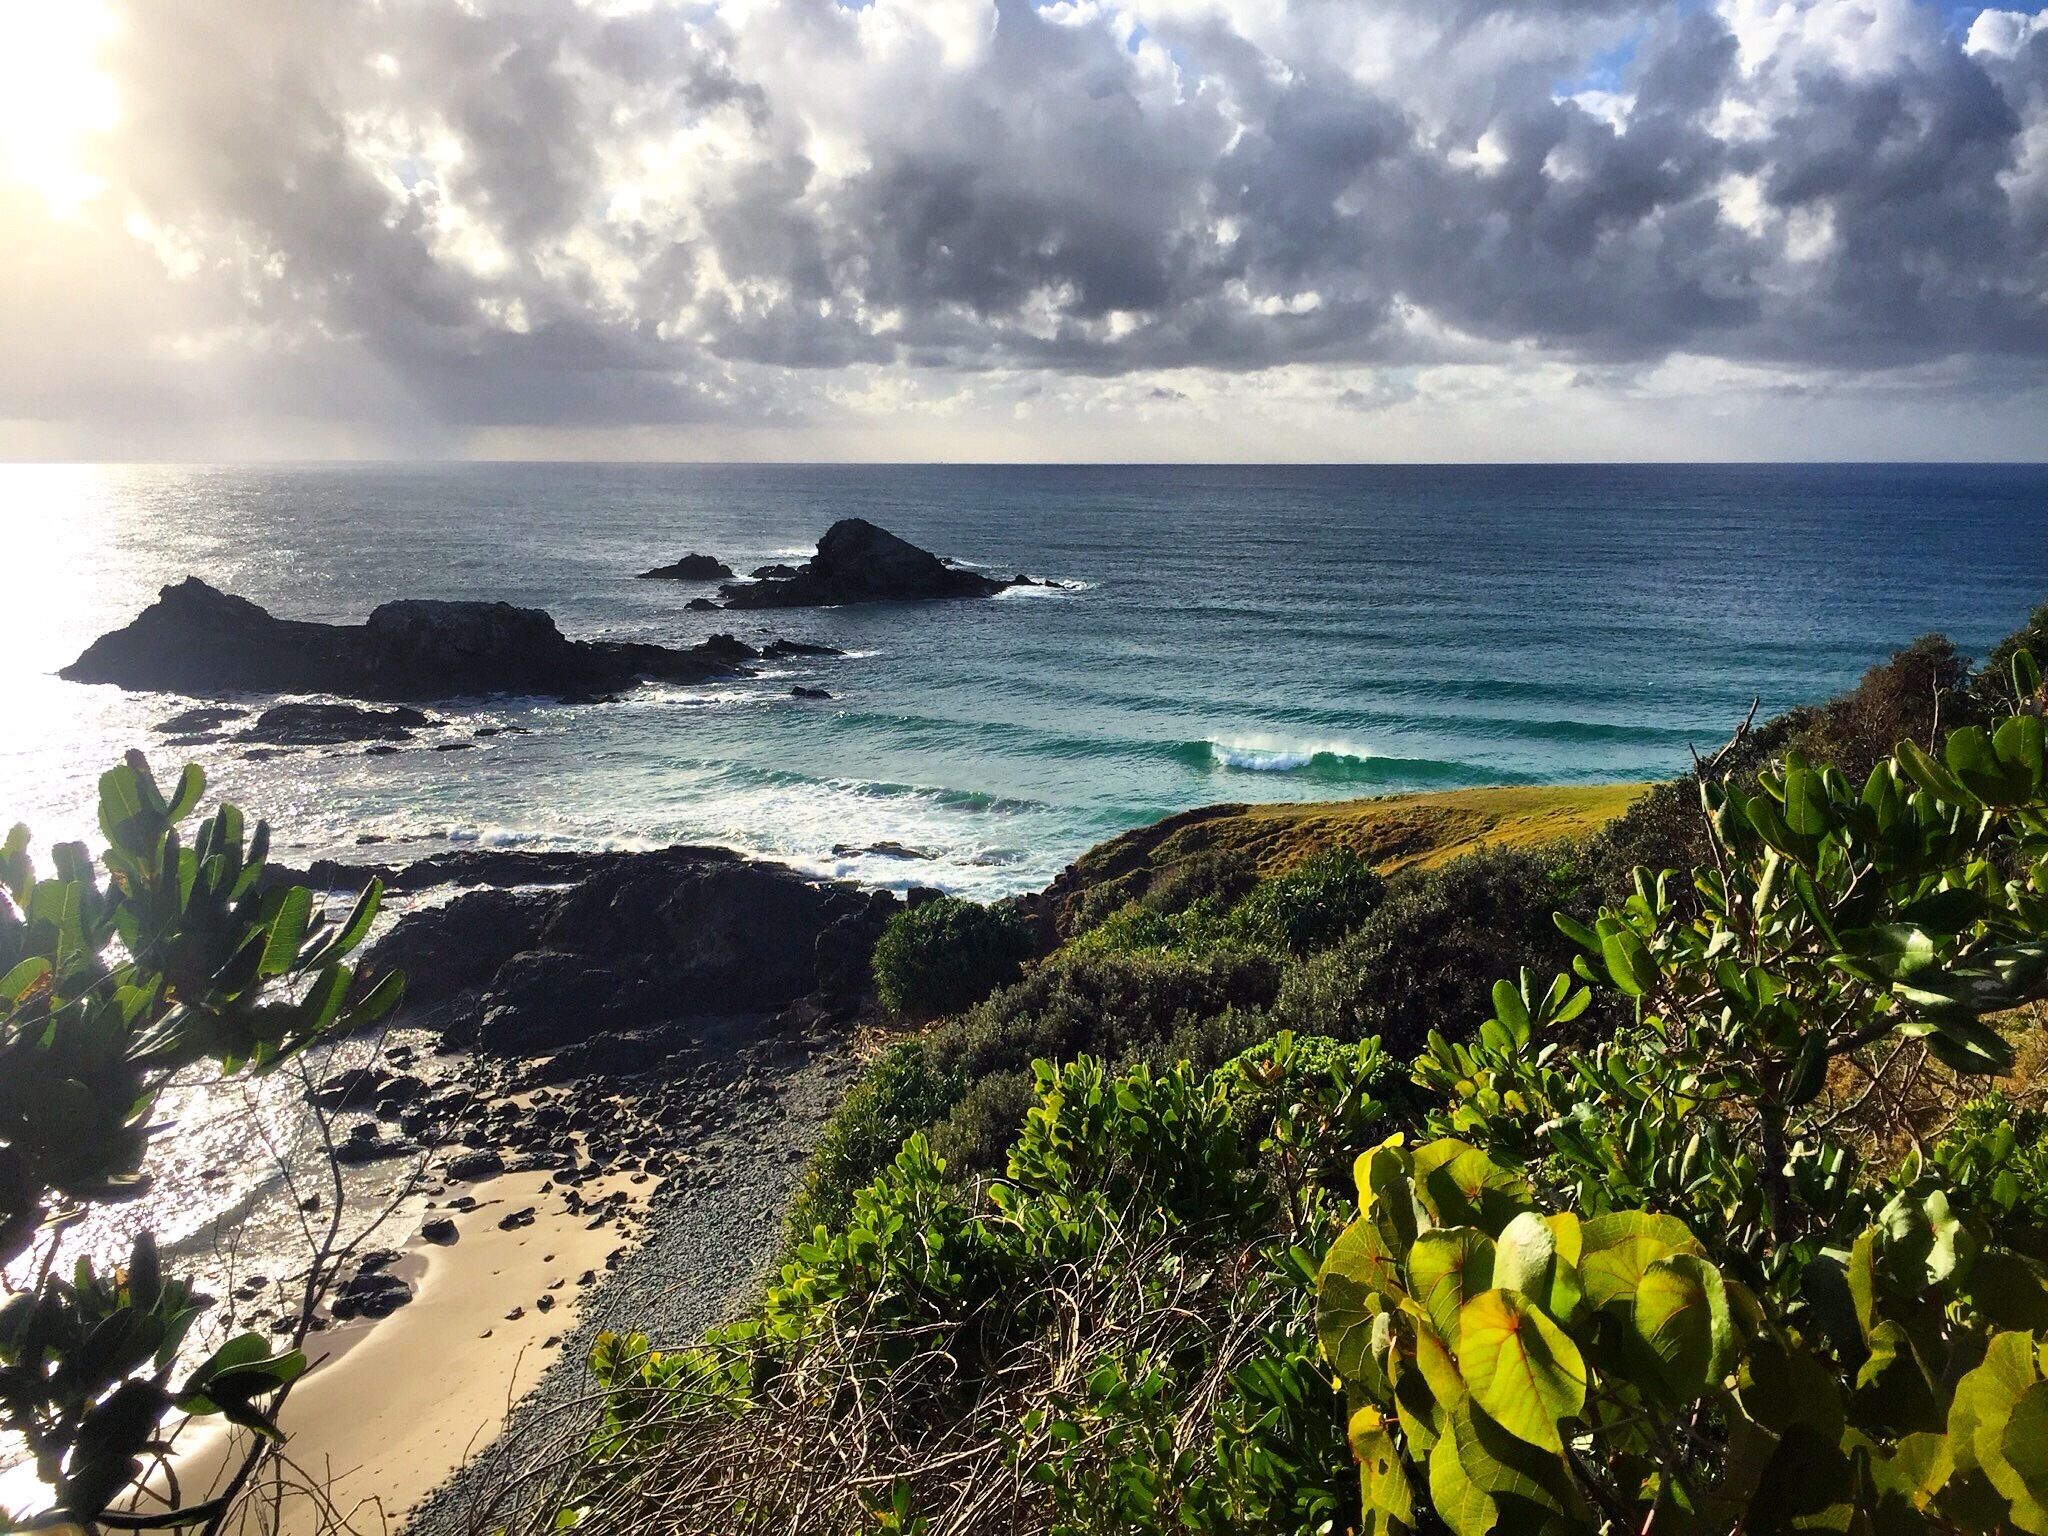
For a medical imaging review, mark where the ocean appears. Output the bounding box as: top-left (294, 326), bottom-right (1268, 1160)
top-left (2, 460), bottom-right (2045, 1496)
top-left (7, 461), bottom-right (2047, 901)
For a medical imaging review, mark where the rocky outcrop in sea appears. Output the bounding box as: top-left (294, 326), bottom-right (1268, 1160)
top-left (62, 578), bottom-right (796, 702)
top-left (714, 518), bottom-right (1037, 609)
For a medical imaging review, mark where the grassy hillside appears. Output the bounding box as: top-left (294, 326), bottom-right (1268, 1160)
top-left (1027, 781), bottom-right (1646, 943)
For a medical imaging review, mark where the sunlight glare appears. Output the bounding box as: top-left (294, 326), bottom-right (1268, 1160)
top-left (0, 0), bottom-right (117, 219)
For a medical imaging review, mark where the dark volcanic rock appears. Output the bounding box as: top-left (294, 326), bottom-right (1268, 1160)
top-left (156, 704), bottom-right (248, 737)
top-left (789, 685), bottom-right (833, 700)
top-left (637, 554), bottom-right (733, 581)
top-left (685, 597), bottom-right (718, 611)
top-left (750, 563), bottom-right (800, 580)
top-left (717, 520), bottom-right (1027, 609)
top-left (246, 702), bottom-right (433, 746)
top-left (445, 1149), bottom-right (506, 1181)
top-left (762, 638), bottom-right (843, 659)
top-left (362, 847), bottom-right (897, 1070)
top-left (62, 578), bottom-right (760, 702)
top-left (331, 1265), bottom-right (412, 1320)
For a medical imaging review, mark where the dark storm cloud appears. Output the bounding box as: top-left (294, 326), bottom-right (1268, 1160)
top-left (41, 0), bottom-right (2048, 431)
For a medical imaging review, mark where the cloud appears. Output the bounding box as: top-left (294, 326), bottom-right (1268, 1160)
top-left (2, 0), bottom-right (2046, 456)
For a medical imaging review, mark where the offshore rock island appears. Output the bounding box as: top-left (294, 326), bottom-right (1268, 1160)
top-left (61, 576), bottom-right (820, 701)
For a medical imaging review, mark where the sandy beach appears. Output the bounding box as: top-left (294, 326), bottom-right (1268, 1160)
top-left (170, 1169), bottom-right (644, 1536)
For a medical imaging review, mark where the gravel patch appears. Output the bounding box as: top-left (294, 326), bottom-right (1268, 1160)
top-left (404, 1041), bottom-right (864, 1536)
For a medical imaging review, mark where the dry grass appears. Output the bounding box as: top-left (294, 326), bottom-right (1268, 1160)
top-left (463, 1219), bottom-right (1292, 1536)
top-left (1033, 783), bottom-right (1645, 939)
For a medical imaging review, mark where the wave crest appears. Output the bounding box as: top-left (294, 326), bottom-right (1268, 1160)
top-left (1173, 738), bottom-right (1511, 786)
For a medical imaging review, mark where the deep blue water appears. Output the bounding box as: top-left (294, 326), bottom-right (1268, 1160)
top-left (4, 461), bottom-right (2045, 895)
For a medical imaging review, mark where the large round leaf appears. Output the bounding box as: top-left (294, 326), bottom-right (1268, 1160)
top-left (1580, 1211), bottom-right (1701, 1311)
top-left (1632, 1254), bottom-right (1735, 1401)
top-left (1428, 1430), bottom-right (1497, 1536)
top-left (1411, 1227), bottom-right (1496, 1344)
top-left (1455, 1289), bottom-right (1587, 1452)
top-left (1319, 1216), bottom-right (1401, 1388)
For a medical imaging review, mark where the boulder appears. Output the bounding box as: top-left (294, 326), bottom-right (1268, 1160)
top-left (331, 1266), bottom-right (412, 1321)
top-left (444, 1148), bottom-right (506, 1181)
top-left (362, 846), bottom-right (899, 1073)
top-left (750, 563), bottom-right (800, 580)
top-left (790, 685), bottom-right (833, 700)
top-left (716, 520), bottom-right (1027, 609)
top-left (244, 702), bottom-right (433, 746)
top-left (62, 578), bottom-right (764, 702)
top-left (762, 638), bottom-right (843, 659)
top-left (156, 704), bottom-right (248, 737)
top-left (637, 554), bottom-right (733, 581)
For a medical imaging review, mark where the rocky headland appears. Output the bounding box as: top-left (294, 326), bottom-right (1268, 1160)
top-left (62, 578), bottom-right (818, 702)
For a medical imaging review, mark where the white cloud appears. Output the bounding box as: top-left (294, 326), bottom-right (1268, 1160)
top-left (0, 0), bottom-right (2044, 458)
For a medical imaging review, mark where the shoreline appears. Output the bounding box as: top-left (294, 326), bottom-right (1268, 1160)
top-left (104, 781), bottom-right (1648, 1536)
top-left (171, 1168), bottom-right (646, 1535)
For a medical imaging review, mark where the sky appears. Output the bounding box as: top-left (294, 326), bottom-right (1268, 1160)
top-left (1, 0), bottom-right (2045, 462)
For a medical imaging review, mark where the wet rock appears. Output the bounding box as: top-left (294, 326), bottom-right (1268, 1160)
top-left (716, 520), bottom-right (1028, 609)
top-left (761, 638), bottom-right (842, 659)
top-left (156, 704), bottom-right (248, 737)
top-left (245, 702), bottom-right (433, 746)
top-left (421, 1217), bottom-right (459, 1245)
top-left (63, 578), bottom-right (765, 702)
top-left (831, 840), bottom-right (933, 860)
top-left (789, 685), bottom-right (833, 700)
top-left (445, 1149), bottom-right (506, 1181)
top-left (637, 554), bottom-right (733, 581)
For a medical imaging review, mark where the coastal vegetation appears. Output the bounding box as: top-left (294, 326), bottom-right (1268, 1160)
top-left (8, 610), bottom-right (2047, 1535)
top-left (0, 755), bottom-right (402, 1530)
top-left (507, 616), bottom-right (2048, 1534)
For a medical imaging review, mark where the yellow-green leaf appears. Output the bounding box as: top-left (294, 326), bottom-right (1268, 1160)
top-left (1455, 1289), bottom-right (1587, 1453)
top-left (1411, 1227), bottom-right (1496, 1345)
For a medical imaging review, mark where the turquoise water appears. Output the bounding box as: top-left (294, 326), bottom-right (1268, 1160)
top-left (3, 461), bottom-right (2045, 895)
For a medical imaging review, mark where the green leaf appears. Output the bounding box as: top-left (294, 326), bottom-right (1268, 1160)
top-left (1490, 979), bottom-right (1530, 1045)
top-left (257, 887), bottom-right (312, 979)
top-left (0, 953), bottom-right (50, 1001)
top-left (1995, 714), bottom-right (2045, 787)
top-left (2014, 646), bottom-right (2042, 703)
top-left (1454, 1289), bottom-right (1586, 1453)
top-left (1633, 1255), bottom-right (1735, 1401)
top-left (1597, 921), bottom-right (1657, 999)
top-left (165, 763), bottom-right (206, 822)
top-left (1410, 1228), bottom-right (1496, 1345)
top-left (1349, 1406), bottom-right (1416, 1530)
top-left (1580, 1212), bottom-right (1702, 1311)
top-left (1319, 1218), bottom-right (1401, 1385)
top-left (1415, 1143), bottom-right (1532, 1232)
top-left (1949, 1331), bottom-right (2039, 1480)
top-left (1896, 738), bottom-right (1974, 805)
top-left (1783, 760), bottom-right (1832, 839)
top-left (343, 969), bottom-right (406, 1030)
top-left (1428, 1429), bottom-right (1497, 1536)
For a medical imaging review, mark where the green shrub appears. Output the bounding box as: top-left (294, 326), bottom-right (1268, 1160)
top-left (782, 1041), bottom-right (954, 1242)
top-left (1230, 846), bottom-right (1385, 954)
top-left (0, 756), bottom-right (402, 1528)
top-left (1925, 1092), bottom-right (2048, 1257)
top-left (1064, 894), bottom-right (1247, 960)
top-left (1267, 842), bottom-right (1608, 1057)
top-left (922, 948), bottom-right (1283, 1173)
top-left (871, 895), bottom-right (1033, 1019)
